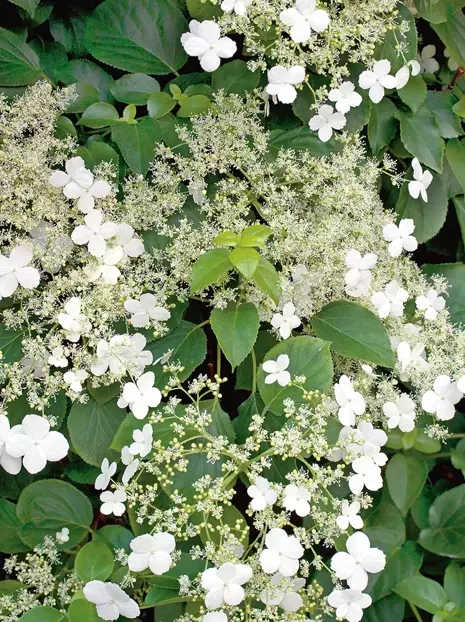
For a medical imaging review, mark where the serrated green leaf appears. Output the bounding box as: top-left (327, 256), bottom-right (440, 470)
top-left (239, 224), bottom-right (272, 248)
top-left (229, 247), bottom-right (260, 279)
top-left (386, 454), bottom-right (429, 516)
top-left (433, 11), bottom-right (465, 67)
top-left (210, 302), bottom-right (259, 368)
top-left (147, 92), bottom-right (176, 119)
top-left (419, 484), bottom-right (465, 558)
top-left (212, 59), bottom-right (260, 96)
top-left (396, 107), bottom-right (444, 172)
top-left (445, 139), bottom-right (465, 194)
top-left (8, 0), bottom-right (39, 18)
top-left (190, 248), bottom-right (232, 292)
top-left (425, 91), bottom-right (463, 139)
top-left (110, 73), bottom-right (160, 105)
top-left (394, 576), bottom-right (447, 614)
top-left (0, 499), bottom-right (29, 553)
top-left (368, 98), bottom-right (398, 154)
top-left (398, 74), bottom-right (427, 113)
top-left (111, 116), bottom-right (162, 175)
top-left (417, 0), bottom-right (465, 24)
top-left (252, 257), bottom-right (281, 304)
top-left (0, 26), bottom-right (41, 86)
top-left (79, 103), bottom-right (119, 129)
top-left (75, 541), bottom-right (114, 582)
top-left (177, 93), bottom-right (210, 117)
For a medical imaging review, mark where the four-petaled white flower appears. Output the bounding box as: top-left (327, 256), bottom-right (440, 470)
top-left (204, 613), bottom-right (228, 622)
top-left (0, 245), bottom-right (40, 298)
top-left (415, 289), bottom-right (445, 321)
top-left (383, 218), bottom-right (418, 257)
top-left (71, 209), bottom-right (118, 257)
top-left (181, 20), bottom-right (237, 72)
top-left (259, 528), bottom-right (304, 577)
top-left (383, 394), bottom-right (416, 432)
top-left (280, 0), bottom-right (330, 43)
top-left (344, 250), bottom-right (377, 297)
top-left (84, 581), bottom-right (140, 620)
top-left (119, 372), bottom-right (162, 419)
top-left (95, 458), bottom-right (117, 491)
top-left (356, 421), bottom-right (387, 458)
top-left (328, 82), bottom-right (362, 114)
top-left (282, 484), bottom-right (311, 517)
top-left (334, 375), bottom-right (366, 427)
top-left (58, 297), bottom-right (91, 342)
top-left (309, 104), bottom-right (346, 142)
top-left (348, 456), bottom-right (383, 495)
top-left (417, 44), bottom-right (440, 74)
top-left (358, 60), bottom-right (397, 104)
top-left (48, 346), bottom-right (68, 368)
top-left (221, 0), bottom-right (251, 15)
top-left (201, 563), bottom-right (253, 609)
top-left (125, 294), bottom-right (171, 328)
top-left (121, 446), bottom-right (139, 485)
top-left (395, 60), bottom-right (421, 89)
top-left (408, 158), bottom-right (433, 203)
top-left (422, 375), bottom-right (462, 421)
top-left (126, 333), bottom-right (153, 376)
top-left (397, 340), bottom-right (428, 373)
top-left (271, 302), bottom-right (301, 339)
top-left (100, 489), bottom-right (127, 517)
top-left (328, 589), bottom-right (372, 622)
top-left (0, 415), bottom-right (22, 475)
top-left (91, 334), bottom-right (131, 377)
top-left (56, 527), bottom-right (69, 544)
top-left (128, 532), bottom-right (176, 575)
top-left (336, 500), bottom-right (363, 531)
top-left (262, 354), bottom-right (291, 386)
top-left (116, 224), bottom-right (145, 260)
top-left (260, 573), bottom-right (305, 612)
top-left (87, 246), bottom-right (123, 285)
top-left (331, 532), bottom-right (386, 591)
top-left (77, 180), bottom-right (112, 214)
top-left (6, 414), bottom-right (69, 475)
top-left (266, 66), bottom-right (306, 104)
top-left (49, 157), bottom-right (93, 200)
top-left (247, 476), bottom-right (277, 511)
top-left (63, 369), bottom-right (89, 393)
top-left (130, 423), bottom-right (153, 457)
top-left (371, 280), bottom-right (408, 319)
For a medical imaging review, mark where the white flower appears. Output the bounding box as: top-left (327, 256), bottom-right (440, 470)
top-left (6, 414), bottom-right (69, 475)
top-left (262, 354), bottom-right (291, 386)
top-left (445, 48), bottom-right (459, 72)
top-left (259, 528), bottom-right (304, 577)
top-left (344, 250), bottom-right (377, 297)
top-left (358, 60), bottom-right (397, 104)
top-left (71, 209), bottom-right (118, 257)
top-left (63, 369), bottom-right (89, 393)
top-left (0, 245), bottom-right (40, 297)
top-left (130, 423), bottom-right (153, 457)
top-left (397, 340), bottom-right (428, 373)
top-left (126, 333), bottom-right (153, 376)
top-left (154, 349), bottom-right (173, 366)
top-left (121, 446), bottom-right (139, 485)
top-left (336, 501), bottom-right (363, 531)
top-left (95, 458), bottom-right (117, 491)
top-left (348, 456), bottom-right (383, 495)
top-left (408, 158), bottom-right (433, 203)
top-left (204, 614), bottom-right (228, 622)
top-left (125, 294), bottom-right (171, 328)
top-left (128, 532), bottom-right (176, 575)
top-left (119, 372), bottom-right (162, 420)
top-left (356, 421), bottom-right (387, 458)
top-left (271, 302), bottom-right (301, 339)
top-left (116, 224), bottom-right (145, 260)
top-left (328, 82), bottom-right (362, 114)
top-left (221, 0), bottom-right (251, 15)
top-left (282, 485), bottom-right (310, 517)
top-left (328, 589), bottom-right (372, 622)
top-left (100, 489), bottom-right (127, 517)
top-left (395, 60), bottom-right (421, 89)
top-left (77, 180), bottom-right (112, 214)
top-left (0, 415), bottom-right (22, 475)
top-left (201, 563), bottom-right (252, 609)
top-left (417, 45), bottom-right (440, 74)
top-left (371, 280), bottom-right (408, 319)
top-left (280, 0), bottom-right (330, 43)
top-left (247, 476), bottom-right (277, 511)
top-left (331, 532), bottom-right (386, 590)
top-left (87, 246), bottom-right (123, 285)
top-left (58, 297), bottom-right (91, 342)
top-left (49, 157), bottom-right (93, 199)
top-left (56, 527), bottom-right (69, 544)
top-left (334, 375), bottom-right (366, 426)
top-left (383, 218), bottom-right (418, 257)
top-left (422, 375), bottom-right (462, 421)
top-left (309, 104), bottom-right (346, 142)
top-left (383, 394), bottom-right (416, 432)
top-left (260, 573), bottom-right (305, 612)
top-left (181, 20), bottom-right (237, 72)
top-left (415, 289), bottom-right (446, 321)
top-left (265, 66), bottom-right (306, 104)
top-left (91, 334), bottom-right (131, 377)
top-left (48, 346), bottom-right (68, 368)
top-left (84, 581), bottom-right (139, 620)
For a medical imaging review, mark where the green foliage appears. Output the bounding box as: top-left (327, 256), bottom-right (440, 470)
top-left (110, 74), bottom-right (160, 105)
top-left (422, 263), bottom-right (465, 325)
top-left (0, 27), bottom-right (42, 86)
top-left (385, 454), bottom-right (429, 516)
top-left (396, 107), bottom-right (444, 172)
top-left (210, 302), bottom-right (260, 369)
top-left (212, 60), bottom-right (260, 96)
top-left (75, 540), bottom-right (115, 582)
top-left (419, 484), bottom-right (465, 558)
top-left (111, 116), bottom-right (161, 175)
top-left (18, 608), bottom-right (68, 621)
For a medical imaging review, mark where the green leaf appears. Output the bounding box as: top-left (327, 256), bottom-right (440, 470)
top-left (0, 499), bottom-right (29, 553)
top-left (111, 116), bottom-right (162, 175)
top-left (229, 247), bottom-right (260, 279)
top-left (190, 248), bottom-right (232, 292)
top-left (417, 0), bottom-right (465, 24)
top-left (75, 540), bottom-right (115, 582)
top-left (84, 0), bottom-right (188, 74)
top-left (57, 59), bottom-right (114, 104)
top-left (452, 437), bottom-right (465, 473)
top-left (396, 174), bottom-right (449, 243)
top-left (268, 126), bottom-right (342, 157)
top-left (367, 541), bottom-right (423, 602)
top-left (213, 230), bottom-right (239, 246)
top-left (257, 336), bottom-right (333, 416)
top-left (79, 103), bottom-right (119, 129)
top-left (68, 396), bottom-right (125, 466)
top-left (212, 60), bottom-right (260, 96)
top-left (394, 576), bottom-right (447, 614)
top-left (110, 73), bottom-right (160, 105)
top-left (8, 0), bottom-right (40, 18)
top-left (422, 263), bottom-right (465, 325)
top-left (186, 0), bottom-right (222, 19)
top-left (49, 14), bottom-right (87, 57)
top-left (444, 562), bottom-right (465, 605)
top-left (398, 74), bottom-right (427, 113)
top-left (234, 393), bottom-right (264, 443)
top-left (363, 594), bottom-right (405, 622)
top-left (17, 480), bottom-right (93, 548)
top-left (77, 141), bottom-right (120, 171)
top-left (0, 27), bottom-right (41, 86)
top-left (0, 324), bottom-right (24, 362)
top-left (252, 257), bottom-right (281, 304)
top-left (419, 484), bottom-right (465, 558)
top-left (65, 83), bottom-right (100, 115)
top-left (453, 96), bottom-right (465, 118)
top-left (148, 92), bottom-right (176, 118)
top-left (368, 98), bottom-right (398, 155)
top-left (177, 94), bottom-right (211, 117)
top-left (236, 330), bottom-right (278, 391)
top-left (426, 91), bottom-right (463, 139)
top-left (364, 489), bottom-right (406, 555)
top-left (64, 461), bottom-right (100, 485)
top-left (375, 4), bottom-right (417, 71)
top-left (210, 302), bottom-right (260, 369)
top-left (18, 607), bottom-right (68, 622)
top-left (312, 300), bottom-right (394, 367)
top-left (396, 107), bottom-right (444, 172)
top-left (446, 139), bottom-right (465, 194)
top-left (432, 11), bottom-right (465, 67)
top-left (68, 600), bottom-right (100, 622)
top-left (239, 224), bottom-right (272, 248)
top-left (386, 454), bottom-right (429, 516)
top-left (454, 196), bottom-right (465, 244)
